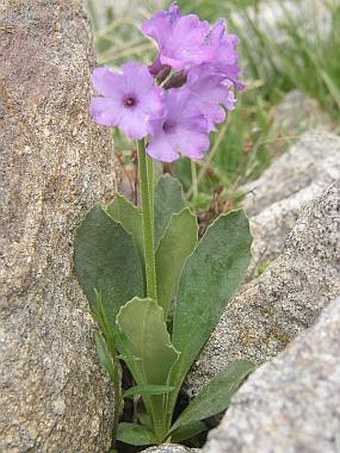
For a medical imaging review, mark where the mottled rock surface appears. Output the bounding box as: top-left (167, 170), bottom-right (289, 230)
top-left (244, 130), bottom-right (340, 278)
top-left (142, 444), bottom-right (199, 453)
top-left (189, 182), bottom-right (339, 392)
top-left (203, 297), bottom-right (340, 453)
top-left (243, 131), bottom-right (340, 216)
top-left (267, 90), bottom-right (335, 160)
top-left (0, 0), bottom-right (118, 451)
top-left (270, 90), bottom-right (334, 139)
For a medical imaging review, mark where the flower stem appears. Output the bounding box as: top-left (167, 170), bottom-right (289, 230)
top-left (137, 139), bottom-right (157, 301)
top-left (147, 155), bottom-right (155, 233)
top-left (191, 160), bottom-right (198, 199)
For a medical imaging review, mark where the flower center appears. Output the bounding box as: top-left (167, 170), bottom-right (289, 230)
top-left (162, 119), bottom-right (177, 134)
top-left (123, 95), bottom-right (137, 108)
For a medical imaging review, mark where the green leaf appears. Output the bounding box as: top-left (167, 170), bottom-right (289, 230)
top-left (123, 384), bottom-right (175, 398)
top-left (154, 174), bottom-right (185, 248)
top-left (116, 422), bottom-right (157, 446)
top-left (156, 208), bottom-right (197, 317)
top-left (137, 405), bottom-right (152, 429)
top-left (117, 297), bottom-right (180, 387)
top-left (320, 68), bottom-right (340, 111)
top-left (107, 194), bottom-right (144, 262)
top-left (169, 359), bottom-right (255, 434)
top-left (94, 331), bottom-right (115, 379)
top-left (170, 420), bottom-right (207, 443)
top-left (117, 297), bottom-right (180, 438)
top-left (170, 210), bottom-right (252, 396)
top-left (91, 289), bottom-right (115, 342)
top-left (74, 203), bottom-right (144, 329)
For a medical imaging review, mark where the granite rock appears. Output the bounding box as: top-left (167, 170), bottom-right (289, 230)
top-left (203, 297), bottom-right (340, 453)
top-left (142, 444), bottom-right (200, 453)
top-left (189, 182), bottom-right (340, 392)
top-left (0, 0), bottom-right (118, 451)
top-left (244, 130), bottom-right (340, 279)
top-left (270, 90), bottom-right (334, 141)
top-left (267, 90), bottom-right (335, 160)
top-left (271, 0), bottom-right (330, 40)
top-left (243, 131), bottom-right (340, 216)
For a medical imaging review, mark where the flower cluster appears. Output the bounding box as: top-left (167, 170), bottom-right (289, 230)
top-left (90, 3), bottom-right (244, 162)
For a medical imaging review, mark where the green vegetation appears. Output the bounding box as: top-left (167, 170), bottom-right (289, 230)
top-left (87, 0), bottom-right (339, 213)
top-left (75, 175), bottom-right (254, 449)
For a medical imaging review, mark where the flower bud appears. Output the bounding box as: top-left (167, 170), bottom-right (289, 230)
top-left (148, 56), bottom-right (162, 76)
top-left (148, 57), bottom-right (172, 85)
top-left (163, 70), bottom-right (187, 89)
top-left (155, 65), bottom-right (172, 84)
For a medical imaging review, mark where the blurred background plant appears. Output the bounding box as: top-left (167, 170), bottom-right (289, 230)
top-left (86, 0), bottom-right (339, 217)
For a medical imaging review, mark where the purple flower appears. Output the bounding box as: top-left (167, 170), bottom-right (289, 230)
top-left (90, 62), bottom-right (163, 139)
top-left (89, 5), bottom-right (244, 161)
top-left (147, 89), bottom-right (210, 162)
top-left (207, 20), bottom-right (245, 90)
top-left (186, 64), bottom-right (237, 131)
top-left (148, 55), bottom-right (163, 76)
top-left (142, 4), bottom-right (244, 90)
top-left (141, 3), bottom-right (212, 70)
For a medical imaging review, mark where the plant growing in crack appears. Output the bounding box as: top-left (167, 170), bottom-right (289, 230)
top-left (74, 3), bottom-right (255, 450)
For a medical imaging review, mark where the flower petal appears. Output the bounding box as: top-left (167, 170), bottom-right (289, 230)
top-left (202, 103), bottom-right (226, 131)
top-left (92, 67), bottom-right (124, 98)
top-left (176, 128), bottom-right (210, 160)
top-left (224, 90), bottom-right (236, 110)
top-left (142, 4), bottom-right (212, 70)
top-left (147, 135), bottom-right (179, 162)
top-left (119, 110), bottom-right (150, 140)
top-left (90, 97), bottom-right (122, 126)
top-left (122, 62), bottom-right (156, 95)
top-left (139, 88), bottom-right (163, 117)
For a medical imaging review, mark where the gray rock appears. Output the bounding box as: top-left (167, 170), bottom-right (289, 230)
top-left (142, 444), bottom-right (200, 453)
top-left (266, 90), bottom-right (335, 160)
top-left (189, 182), bottom-right (339, 392)
top-left (243, 130), bottom-right (340, 216)
top-left (244, 130), bottom-right (340, 279)
top-left (203, 297), bottom-right (340, 453)
top-left (232, 0), bottom-right (332, 52)
top-left (0, 0), bottom-right (118, 451)
top-left (270, 90), bottom-right (334, 142)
